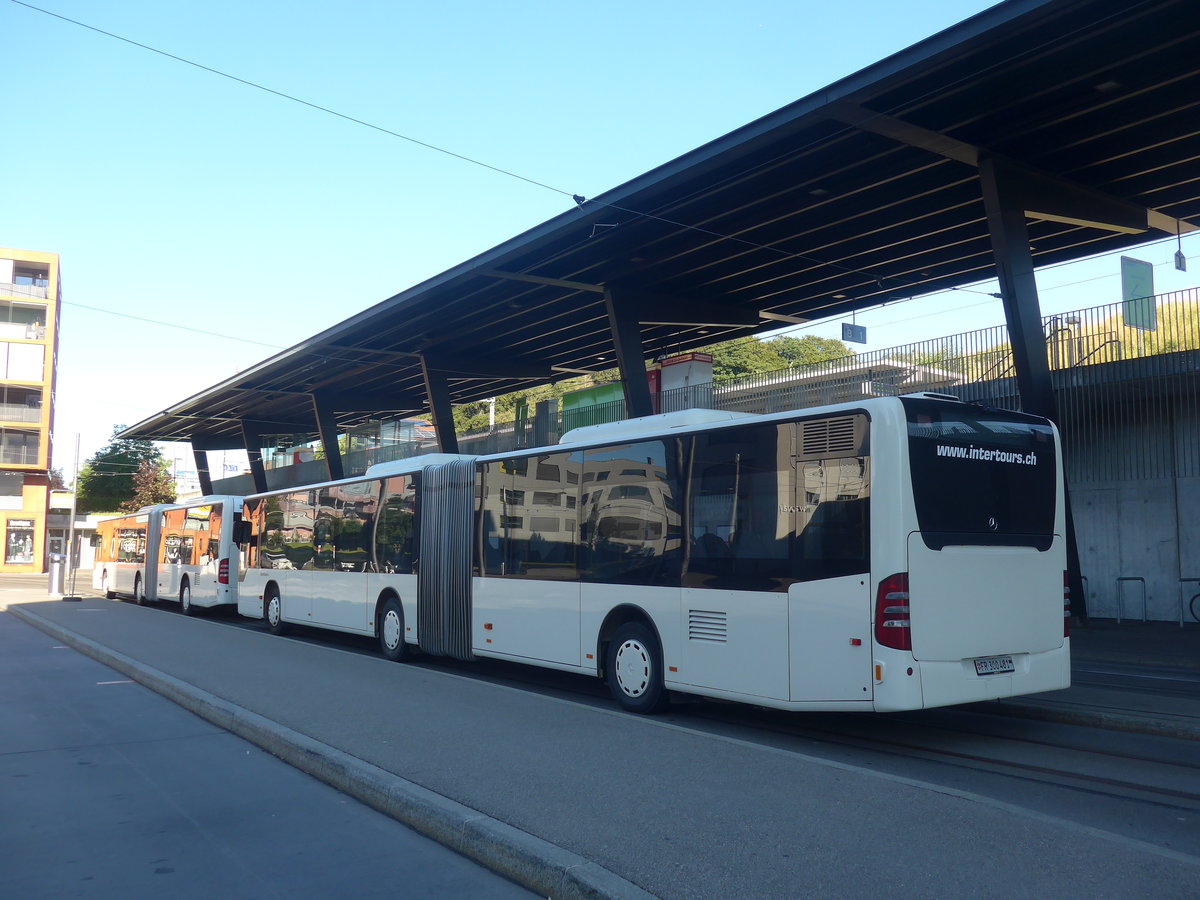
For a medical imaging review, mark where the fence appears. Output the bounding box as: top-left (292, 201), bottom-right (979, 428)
top-left (216, 291), bottom-right (1200, 619)
top-left (450, 289), bottom-right (1200, 466)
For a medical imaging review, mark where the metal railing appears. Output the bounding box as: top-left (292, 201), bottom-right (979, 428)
top-left (0, 403), bottom-right (42, 424)
top-left (0, 446), bottom-right (40, 466)
top-left (224, 288), bottom-right (1200, 474)
top-left (0, 282), bottom-right (49, 300)
top-left (426, 289), bottom-right (1200, 460)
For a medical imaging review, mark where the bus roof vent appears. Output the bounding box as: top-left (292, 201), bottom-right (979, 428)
top-left (801, 416), bottom-right (860, 458)
top-left (902, 391), bottom-right (961, 402)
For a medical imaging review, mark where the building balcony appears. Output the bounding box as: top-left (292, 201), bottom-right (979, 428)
top-left (0, 281), bottom-right (49, 300)
top-left (0, 403), bottom-right (42, 424)
top-left (0, 431), bottom-right (41, 467)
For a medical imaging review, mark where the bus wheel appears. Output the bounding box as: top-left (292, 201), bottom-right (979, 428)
top-left (179, 580), bottom-right (194, 616)
top-left (264, 587), bottom-right (285, 635)
top-left (606, 622), bottom-right (668, 714)
top-left (378, 597), bottom-right (406, 662)
top-left (134, 574), bottom-right (146, 605)
top-left (102, 572), bottom-right (115, 600)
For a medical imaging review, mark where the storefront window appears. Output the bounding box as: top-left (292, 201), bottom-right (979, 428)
top-left (6, 519), bottom-right (34, 564)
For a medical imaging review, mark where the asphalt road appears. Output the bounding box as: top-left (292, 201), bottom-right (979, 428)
top-left (0, 611), bottom-right (534, 900)
top-left (7, 575), bottom-right (1200, 899)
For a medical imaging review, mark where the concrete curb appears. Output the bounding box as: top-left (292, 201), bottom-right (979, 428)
top-left (987, 699), bottom-right (1200, 742)
top-left (9, 604), bottom-right (656, 900)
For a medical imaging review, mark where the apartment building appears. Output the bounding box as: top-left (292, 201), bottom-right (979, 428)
top-left (0, 248), bottom-right (60, 573)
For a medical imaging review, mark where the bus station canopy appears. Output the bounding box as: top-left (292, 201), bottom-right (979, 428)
top-left (123, 0), bottom-right (1200, 451)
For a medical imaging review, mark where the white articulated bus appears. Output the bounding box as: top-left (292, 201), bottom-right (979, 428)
top-left (236, 394), bottom-right (1070, 713)
top-left (93, 496), bottom-right (244, 614)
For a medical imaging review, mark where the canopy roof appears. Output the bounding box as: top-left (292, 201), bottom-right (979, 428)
top-left (124, 0), bottom-right (1200, 449)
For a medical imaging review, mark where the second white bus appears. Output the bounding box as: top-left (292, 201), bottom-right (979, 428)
top-left (93, 495), bottom-right (244, 614)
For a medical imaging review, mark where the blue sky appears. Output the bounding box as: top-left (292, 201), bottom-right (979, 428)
top-left (6, 0), bottom-right (1198, 472)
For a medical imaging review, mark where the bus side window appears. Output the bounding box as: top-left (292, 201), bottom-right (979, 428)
top-left (580, 440), bottom-right (680, 586)
top-left (795, 457), bottom-right (870, 580)
top-left (477, 454), bottom-right (582, 580)
top-left (686, 423), bottom-right (794, 590)
top-left (375, 476), bottom-right (416, 574)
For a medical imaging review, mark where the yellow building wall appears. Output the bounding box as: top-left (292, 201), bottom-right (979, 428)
top-left (0, 247), bottom-right (60, 573)
top-left (0, 477), bottom-right (50, 571)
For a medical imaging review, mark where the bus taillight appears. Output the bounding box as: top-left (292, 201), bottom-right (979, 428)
top-left (875, 573), bottom-right (911, 651)
top-left (218, 558), bottom-right (230, 585)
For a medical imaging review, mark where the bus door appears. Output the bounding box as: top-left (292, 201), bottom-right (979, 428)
top-left (679, 425), bottom-right (792, 702)
top-left (309, 482), bottom-right (378, 631)
top-left (474, 453), bottom-right (581, 666)
top-left (786, 454), bottom-right (873, 702)
top-left (157, 507), bottom-right (189, 599)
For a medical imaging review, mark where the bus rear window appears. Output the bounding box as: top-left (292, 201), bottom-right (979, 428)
top-left (902, 398), bottom-right (1056, 550)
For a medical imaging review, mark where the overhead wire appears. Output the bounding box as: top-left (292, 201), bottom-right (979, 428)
top-left (7, 1), bottom-right (572, 202)
top-left (14, 0), bottom-right (1193, 395)
top-left (14, 0), bottom-right (1166, 309)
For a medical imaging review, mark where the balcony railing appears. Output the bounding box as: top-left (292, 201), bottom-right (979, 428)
top-left (0, 282), bottom-right (49, 300)
top-left (0, 403), bottom-right (42, 424)
top-left (0, 322), bottom-right (46, 341)
top-left (0, 446), bottom-right (40, 466)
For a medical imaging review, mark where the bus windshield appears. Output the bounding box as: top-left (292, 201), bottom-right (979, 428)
top-left (902, 398), bottom-right (1056, 550)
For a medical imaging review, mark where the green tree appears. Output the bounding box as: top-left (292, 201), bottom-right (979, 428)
top-left (120, 458), bottom-right (177, 513)
top-left (74, 426), bottom-right (170, 513)
top-left (769, 335), bottom-right (854, 367)
top-left (700, 339), bottom-right (787, 380)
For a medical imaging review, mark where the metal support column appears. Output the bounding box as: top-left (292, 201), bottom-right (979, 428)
top-left (979, 158), bottom-right (1058, 420)
top-left (312, 396), bottom-right (345, 482)
top-left (420, 357), bottom-right (459, 454)
top-left (192, 448), bottom-right (213, 496)
top-left (603, 286), bottom-right (653, 419)
top-left (979, 157), bottom-right (1087, 623)
top-left (240, 420), bottom-right (270, 494)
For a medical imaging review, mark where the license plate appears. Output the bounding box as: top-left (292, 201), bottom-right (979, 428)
top-left (974, 655), bottom-right (1015, 676)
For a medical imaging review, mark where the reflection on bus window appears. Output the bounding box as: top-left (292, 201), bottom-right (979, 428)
top-left (478, 451), bottom-right (581, 581)
top-left (375, 475), bottom-right (417, 574)
top-left (580, 440), bottom-right (682, 586)
top-left (686, 424), bottom-right (794, 589)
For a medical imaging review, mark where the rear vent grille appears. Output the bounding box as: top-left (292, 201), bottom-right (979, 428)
top-left (801, 416), bottom-right (859, 457)
top-left (689, 610), bottom-right (728, 643)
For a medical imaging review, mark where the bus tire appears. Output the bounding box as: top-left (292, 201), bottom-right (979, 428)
top-left (378, 597), bottom-right (406, 662)
top-left (606, 622), bottom-right (668, 714)
top-left (264, 586), bottom-right (285, 635)
top-left (134, 574), bottom-right (146, 605)
top-left (102, 572), bottom-right (115, 600)
top-left (179, 579), bottom-right (194, 616)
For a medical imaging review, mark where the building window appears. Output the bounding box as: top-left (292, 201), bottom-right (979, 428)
top-left (0, 301), bottom-right (48, 340)
top-left (0, 342), bottom-right (44, 380)
top-left (12, 266), bottom-right (49, 287)
top-left (6, 519), bottom-right (35, 564)
top-left (0, 472), bottom-right (22, 511)
top-left (0, 429), bottom-right (40, 466)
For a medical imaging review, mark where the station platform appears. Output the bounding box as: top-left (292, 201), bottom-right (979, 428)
top-left (4, 578), bottom-right (1199, 898)
top-left (987, 617), bottom-right (1200, 741)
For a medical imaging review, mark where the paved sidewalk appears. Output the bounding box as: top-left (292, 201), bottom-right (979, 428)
top-left (0, 610), bottom-right (535, 900)
top-left (987, 618), bottom-right (1200, 741)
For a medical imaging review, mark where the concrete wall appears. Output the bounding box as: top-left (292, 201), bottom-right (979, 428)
top-left (1073, 481), bottom-right (1181, 621)
top-left (1070, 399), bottom-right (1199, 622)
